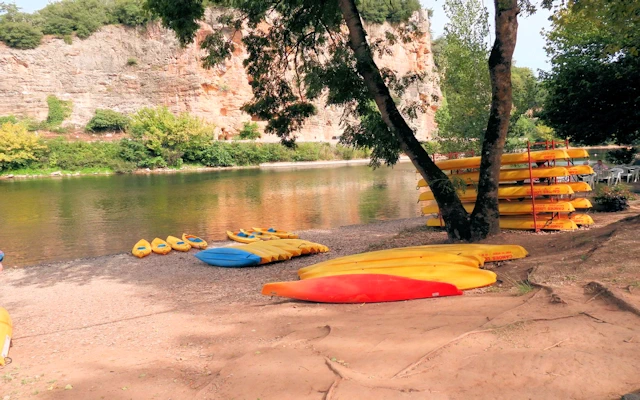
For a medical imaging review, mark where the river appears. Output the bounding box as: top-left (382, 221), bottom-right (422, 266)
top-left (0, 162), bottom-right (421, 267)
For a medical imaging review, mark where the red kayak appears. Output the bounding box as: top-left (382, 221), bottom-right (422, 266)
top-left (261, 274), bottom-right (462, 303)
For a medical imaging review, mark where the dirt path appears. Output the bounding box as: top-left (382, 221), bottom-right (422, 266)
top-left (2, 211), bottom-right (640, 399)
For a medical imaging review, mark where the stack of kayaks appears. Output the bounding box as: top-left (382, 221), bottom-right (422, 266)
top-left (420, 148), bottom-right (594, 231)
top-left (131, 233), bottom-right (207, 258)
top-left (262, 244), bottom-right (528, 303)
top-left (195, 239), bottom-right (329, 267)
top-left (226, 227), bottom-right (298, 244)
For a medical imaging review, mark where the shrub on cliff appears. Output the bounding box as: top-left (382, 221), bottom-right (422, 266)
top-left (109, 0), bottom-right (152, 27)
top-left (86, 109), bottom-right (130, 133)
top-left (0, 21), bottom-right (43, 49)
top-left (46, 95), bottom-right (73, 126)
top-left (359, 0), bottom-right (421, 24)
top-left (128, 107), bottom-right (216, 167)
top-left (237, 122), bottom-right (261, 140)
top-left (0, 122), bottom-right (47, 171)
top-left (39, 0), bottom-right (110, 39)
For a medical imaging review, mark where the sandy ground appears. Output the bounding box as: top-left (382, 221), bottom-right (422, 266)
top-left (2, 205), bottom-right (640, 400)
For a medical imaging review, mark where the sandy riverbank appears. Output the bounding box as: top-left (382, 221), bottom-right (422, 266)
top-left (1, 212), bottom-right (640, 399)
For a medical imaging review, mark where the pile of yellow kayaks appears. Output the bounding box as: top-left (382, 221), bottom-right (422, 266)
top-left (421, 148), bottom-right (594, 231)
top-left (226, 227), bottom-right (298, 244)
top-left (195, 239), bottom-right (328, 267)
top-left (132, 233), bottom-right (207, 258)
top-left (261, 244), bottom-right (528, 303)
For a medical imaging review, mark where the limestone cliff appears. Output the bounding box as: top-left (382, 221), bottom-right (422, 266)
top-left (0, 10), bottom-right (440, 141)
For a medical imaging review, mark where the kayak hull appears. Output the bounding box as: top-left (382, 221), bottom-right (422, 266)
top-left (182, 234), bottom-right (208, 249)
top-left (419, 184), bottom-right (575, 201)
top-left (427, 217), bottom-right (578, 231)
top-left (262, 275), bottom-right (463, 303)
top-left (151, 238), bottom-right (172, 255)
top-left (195, 248), bottom-right (262, 267)
top-left (167, 236), bottom-right (191, 252)
top-left (132, 239), bottom-right (152, 258)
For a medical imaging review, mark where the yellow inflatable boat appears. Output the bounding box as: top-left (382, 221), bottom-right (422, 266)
top-left (132, 239), bottom-right (152, 258)
top-left (182, 233), bottom-right (208, 249)
top-left (167, 236), bottom-right (191, 252)
top-left (435, 149), bottom-right (570, 171)
top-left (427, 217), bottom-right (578, 231)
top-left (418, 166), bottom-right (570, 187)
top-left (421, 200), bottom-right (576, 215)
top-left (418, 184), bottom-right (575, 202)
top-left (151, 238), bottom-right (172, 255)
top-left (0, 307), bottom-right (12, 366)
top-left (251, 227), bottom-right (299, 239)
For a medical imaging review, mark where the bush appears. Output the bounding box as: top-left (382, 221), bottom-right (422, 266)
top-left (0, 115), bottom-right (18, 125)
top-left (44, 138), bottom-right (121, 170)
top-left (85, 109), bottom-right (129, 132)
top-left (594, 184), bottom-right (636, 212)
top-left (109, 0), bottom-right (152, 26)
top-left (605, 147), bottom-right (638, 165)
top-left (126, 57), bottom-right (137, 66)
top-left (0, 21), bottom-right (43, 49)
top-left (359, 0), bottom-right (421, 24)
top-left (46, 95), bottom-right (73, 126)
top-left (196, 142), bottom-right (235, 167)
top-left (0, 122), bottom-right (47, 171)
top-left (128, 107), bottom-right (215, 167)
top-left (39, 0), bottom-right (110, 39)
top-left (238, 122), bottom-right (261, 140)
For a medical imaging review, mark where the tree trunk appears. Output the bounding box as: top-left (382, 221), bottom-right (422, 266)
top-left (337, 0), bottom-right (471, 241)
top-left (470, 0), bottom-right (519, 241)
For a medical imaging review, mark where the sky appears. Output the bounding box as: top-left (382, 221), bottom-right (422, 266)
top-left (14, 0), bottom-right (552, 72)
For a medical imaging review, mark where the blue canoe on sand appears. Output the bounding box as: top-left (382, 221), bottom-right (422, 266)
top-left (195, 248), bottom-right (262, 268)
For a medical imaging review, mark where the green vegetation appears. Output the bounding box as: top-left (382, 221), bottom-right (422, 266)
top-left (594, 184), bottom-right (636, 212)
top-left (541, 1), bottom-right (639, 146)
top-left (0, 122), bottom-right (47, 171)
top-left (126, 57), bottom-right (137, 66)
top-left (46, 95), bottom-right (73, 126)
top-left (358, 0), bottom-right (421, 24)
top-left (86, 109), bottom-right (130, 132)
top-left (605, 147), bottom-right (639, 166)
top-left (237, 122), bottom-right (261, 140)
top-left (0, 0), bottom-right (151, 49)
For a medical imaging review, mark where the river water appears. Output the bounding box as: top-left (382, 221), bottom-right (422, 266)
top-left (0, 162), bottom-right (421, 267)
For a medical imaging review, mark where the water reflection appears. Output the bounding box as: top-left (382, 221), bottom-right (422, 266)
top-left (0, 163), bottom-right (420, 267)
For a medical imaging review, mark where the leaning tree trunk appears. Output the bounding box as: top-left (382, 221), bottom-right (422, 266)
top-left (337, 0), bottom-right (471, 241)
top-left (470, 0), bottom-right (519, 241)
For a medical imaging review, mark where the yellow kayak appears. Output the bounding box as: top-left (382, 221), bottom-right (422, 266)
top-left (427, 217), bottom-right (577, 231)
top-left (0, 307), bottom-right (12, 366)
top-left (167, 236), bottom-right (191, 252)
top-left (299, 260), bottom-right (478, 280)
top-left (252, 227), bottom-right (299, 239)
top-left (418, 166), bottom-right (570, 187)
top-left (227, 230), bottom-right (262, 244)
top-left (240, 229), bottom-right (280, 240)
top-left (418, 184), bottom-right (575, 201)
top-left (132, 239), bottom-right (152, 258)
top-left (570, 213), bottom-right (594, 225)
top-left (566, 165), bottom-right (594, 175)
top-left (435, 149), bottom-right (570, 170)
top-left (182, 233), bottom-right (208, 249)
top-left (566, 148), bottom-right (589, 159)
top-left (422, 200), bottom-right (576, 215)
top-left (151, 238), bottom-right (172, 255)
top-left (302, 265), bottom-right (497, 291)
top-left (565, 182), bottom-right (592, 192)
top-left (400, 244), bottom-right (529, 262)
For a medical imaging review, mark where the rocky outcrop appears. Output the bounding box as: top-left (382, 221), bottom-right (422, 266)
top-left (0, 10), bottom-right (440, 141)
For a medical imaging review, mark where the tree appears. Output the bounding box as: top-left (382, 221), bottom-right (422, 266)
top-left (434, 0), bottom-right (491, 153)
top-left (0, 2), bottom-right (43, 49)
top-left (147, 0), bottom-right (521, 241)
top-left (541, 1), bottom-right (639, 145)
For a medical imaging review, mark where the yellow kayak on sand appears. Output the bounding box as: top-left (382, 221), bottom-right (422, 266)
top-left (240, 229), bottom-right (280, 240)
top-left (182, 233), bottom-right (208, 249)
top-left (418, 166), bottom-right (570, 187)
top-left (435, 149), bottom-right (570, 171)
top-left (419, 184), bottom-right (575, 201)
top-left (299, 260), bottom-right (478, 280)
top-left (227, 230), bottom-right (262, 244)
top-left (427, 217), bottom-right (578, 231)
top-left (132, 239), bottom-right (152, 258)
top-left (301, 265), bottom-right (497, 291)
top-left (0, 307), bottom-right (12, 366)
top-left (167, 236), bottom-right (191, 252)
top-left (151, 238), bottom-right (172, 255)
top-left (252, 227), bottom-right (299, 239)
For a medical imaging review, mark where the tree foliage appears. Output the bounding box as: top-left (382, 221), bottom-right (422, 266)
top-left (0, 122), bottom-right (47, 171)
top-left (86, 109), bottom-right (130, 132)
top-left (541, 1), bottom-right (640, 145)
top-left (358, 0), bottom-right (421, 23)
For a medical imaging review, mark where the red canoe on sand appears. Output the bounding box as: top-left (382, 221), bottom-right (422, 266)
top-left (261, 274), bottom-right (463, 303)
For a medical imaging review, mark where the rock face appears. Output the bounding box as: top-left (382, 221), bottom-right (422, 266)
top-left (0, 10), bottom-right (440, 141)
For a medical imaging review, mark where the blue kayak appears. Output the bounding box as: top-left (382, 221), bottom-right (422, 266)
top-left (0, 250), bottom-right (3, 262)
top-left (194, 248), bottom-right (261, 268)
